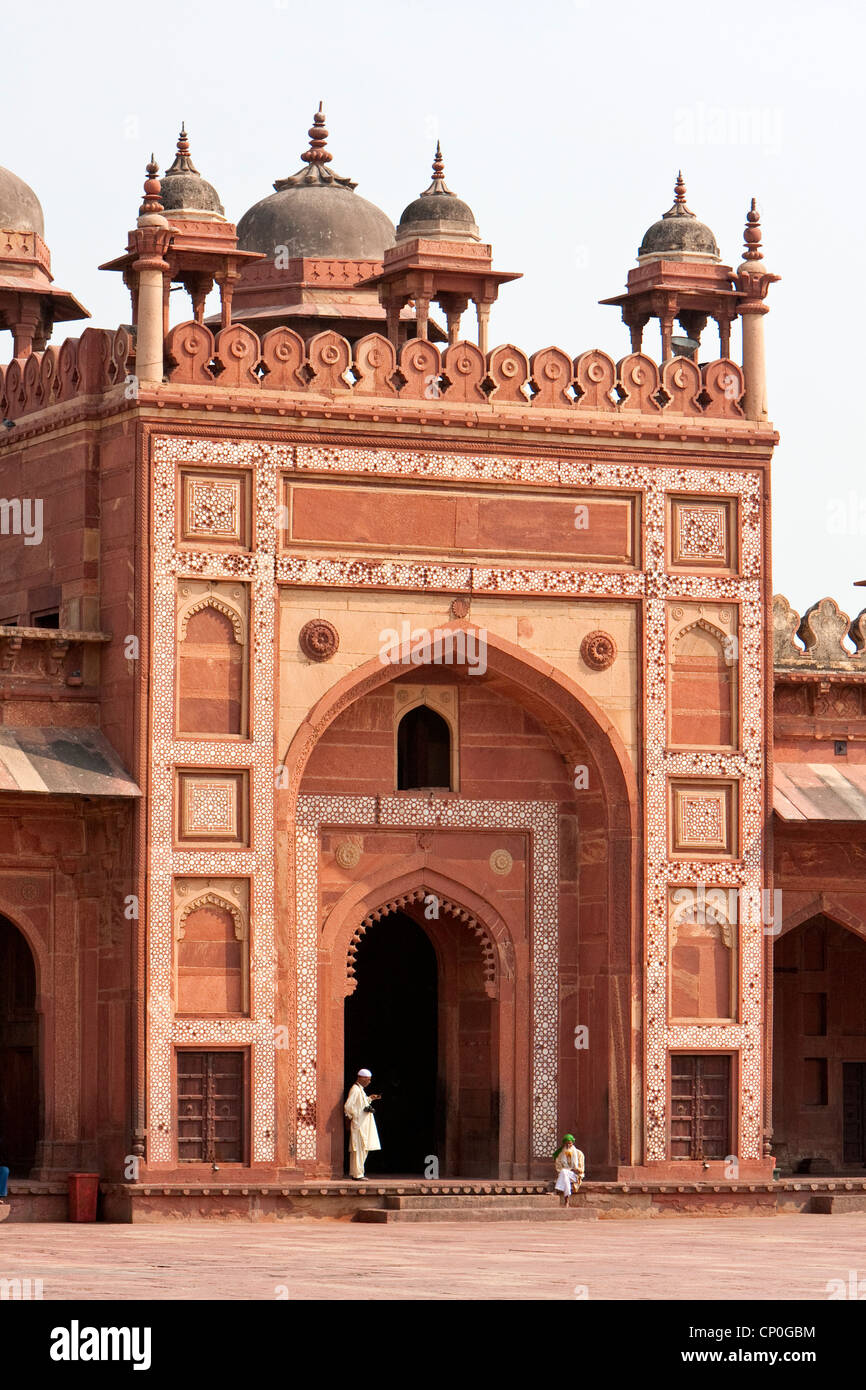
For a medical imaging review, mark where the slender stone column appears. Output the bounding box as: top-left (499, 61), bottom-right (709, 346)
top-left (132, 158), bottom-right (171, 386)
top-left (735, 199), bottom-right (779, 424)
top-left (740, 306), bottom-right (769, 422)
top-left (133, 248), bottom-right (170, 384)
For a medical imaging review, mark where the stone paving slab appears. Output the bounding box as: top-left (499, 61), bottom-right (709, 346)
top-left (1, 1216), bottom-right (864, 1300)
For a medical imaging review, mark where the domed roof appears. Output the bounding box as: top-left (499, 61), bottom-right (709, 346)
top-left (638, 173), bottom-right (719, 262)
top-left (396, 144), bottom-right (480, 244)
top-left (236, 105), bottom-right (394, 261)
top-left (0, 163), bottom-right (44, 236)
top-left (160, 125), bottom-right (225, 218)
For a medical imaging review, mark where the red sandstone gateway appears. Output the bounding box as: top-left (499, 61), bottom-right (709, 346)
top-left (0, 113), bottom-right (864, 1223)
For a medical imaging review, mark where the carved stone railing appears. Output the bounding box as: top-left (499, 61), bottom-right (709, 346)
top-left (0, 328), bottom-right (131, 423)
top-left (773, 596), bottom-right (866, 673)
top-left (0, 319), bottom-right (750, 425)
top-left (161, 321), bottom-right (746, 418)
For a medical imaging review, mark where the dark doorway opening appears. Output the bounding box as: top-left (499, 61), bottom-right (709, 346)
top-left (0, 915), bottom-right (39, 1176)
top-left (843, 1063), bottom-right (866, 1165)
top-left (344, 912), bottom-right (438, 1176)
top-left (773, 915), bottom-right (866, 1173)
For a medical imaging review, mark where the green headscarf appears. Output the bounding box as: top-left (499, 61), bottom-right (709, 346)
top-left (552, 1133), bottom-right (575, 1160)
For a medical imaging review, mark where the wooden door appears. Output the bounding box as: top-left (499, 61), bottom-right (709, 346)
top-left (177, 1051), bottom-right (244, 1163)
top-left (842, 1063), bottom-right (866, 1165)
top-left (671, 1054), bottom-right (731, 1159)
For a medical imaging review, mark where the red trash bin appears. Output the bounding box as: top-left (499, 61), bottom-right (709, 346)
top-left (67, 1172), bottom-right (100, 1222)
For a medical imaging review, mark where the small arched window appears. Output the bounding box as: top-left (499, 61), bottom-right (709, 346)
top-left (397, 705), bottom-right (451, 790)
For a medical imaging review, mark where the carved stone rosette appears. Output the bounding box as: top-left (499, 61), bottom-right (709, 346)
top-left (299, 618), bottom-right (340, 662)
top-left (580, 629), bottom-right (617, 672)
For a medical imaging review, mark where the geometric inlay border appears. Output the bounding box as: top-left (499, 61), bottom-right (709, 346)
top-left (295, 794), bottom-right (559, 1161)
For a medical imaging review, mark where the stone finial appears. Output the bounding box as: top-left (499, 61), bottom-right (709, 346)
top-left (166, 122), bottom-right (200, 176)
top-left (274, 103), bottom-right (356, 191)
top-left (138, 155), bottom-right (163, 217)
top-left (419, 140), bottom-right (455, 197)
top-left (301, 102), bottom-right (333, 167)
top-left (662, 171), bottom-right (695, 222)
top-left (743, 198), bottom-right (763, 261)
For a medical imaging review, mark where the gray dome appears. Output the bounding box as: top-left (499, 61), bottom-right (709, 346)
top-left (160, 126), bottom-right (225, 217)
top-left (638, 174), bottom-right (719, 262)
top-left (238, 183), bottom-right (393, 259)
top-left (396, 145), bottom-right (480, 244)
top-left (236, 106), bottom-right (394, 261)
top-left (0, 164), bottom-right (44, 236)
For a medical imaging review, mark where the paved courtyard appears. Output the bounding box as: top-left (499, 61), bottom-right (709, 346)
top-left (1, 1216), bottom-right (863, 1300)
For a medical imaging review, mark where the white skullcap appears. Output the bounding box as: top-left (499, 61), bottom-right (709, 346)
top-left (357, 1068), bottom-right (372, 1078)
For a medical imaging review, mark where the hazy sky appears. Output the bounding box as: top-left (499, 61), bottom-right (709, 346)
top-left (3, 0), bottom-right (862, 620)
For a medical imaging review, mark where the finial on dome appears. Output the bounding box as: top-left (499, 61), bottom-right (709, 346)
top-left (139, 155), bottom-right (163, 217)
top-left (273, 104), bottom-right (356, 191)
top-left (166, 123), bottom-right (200, 176)
top-left (674, 171), bottom-right (687, 205)
top-left (743, 197), bottom-right (763, 261)
top-left (421, 141), bottom-right (453, 196)
top-left (301, 102), bottom-right (333, 167)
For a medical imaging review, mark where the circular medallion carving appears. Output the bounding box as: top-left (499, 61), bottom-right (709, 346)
top-left (489, 848), bottom-right (513, 876)
top-left (580, 630), bottom-right (617, 672)
top-left (450, 597), bottom-right (470, 619)
top-left (299, 619), bottom-right (340, 662)
top-left (335, 840), bottom-right (362, 870)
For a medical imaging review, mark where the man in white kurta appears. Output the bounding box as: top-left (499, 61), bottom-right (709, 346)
top-left (554, 1135), bottom-right (585, 1206)
top-left (344, 1069), bottom-right (381, 1179)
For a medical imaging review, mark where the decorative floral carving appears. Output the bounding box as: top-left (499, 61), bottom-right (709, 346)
top-left (335, 840), bottom-right (362, 870)
top-left (580, 629), bottom-right (617, 671)
top-left (299, 618), bottom-right (339, 662)
top-left (489, 848), bottom-right (513, 876)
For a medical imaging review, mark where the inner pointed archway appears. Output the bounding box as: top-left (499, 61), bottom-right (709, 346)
top-left (344, 911), bottom-right (438, 1176)
top-left (343, 899), bottom-right (499, 1178)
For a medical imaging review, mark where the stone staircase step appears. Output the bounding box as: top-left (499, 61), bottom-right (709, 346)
top-left (810, 1192), bottom-right (866, 1214)
top-left (384, 1193), bottom-right (557, 1210)
top-left (355, 1205), bottom-right (599, 1223)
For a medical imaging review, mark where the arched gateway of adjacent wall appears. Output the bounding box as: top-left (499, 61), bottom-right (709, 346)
top-left (773, 901), bottom-right (866, 1173)
top-left (0, 911), bottom-right (42, 1176)
top-left (282, 626), bottom-right (641, 1179)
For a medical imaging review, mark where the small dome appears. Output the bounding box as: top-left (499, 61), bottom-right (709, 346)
top-left (396, 144), bottom-right (480, 244)
top-left (160, 125), bottom-right (225, 218)
top-left (638, 173), bottom-right (719, 262)
top-left (236, 105), bottom-right (394, 261)
top-left (0, 164), bottom-right (44, 236)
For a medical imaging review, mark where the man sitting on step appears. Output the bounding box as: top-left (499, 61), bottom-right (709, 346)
top-left (553, 1134), bottom-right (585, 1207)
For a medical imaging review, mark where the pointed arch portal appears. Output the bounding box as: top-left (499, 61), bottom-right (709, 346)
top-left (288, 628), bottom-right (640, 1178)
top-left (0, 913), bottom-right (40, 1176)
